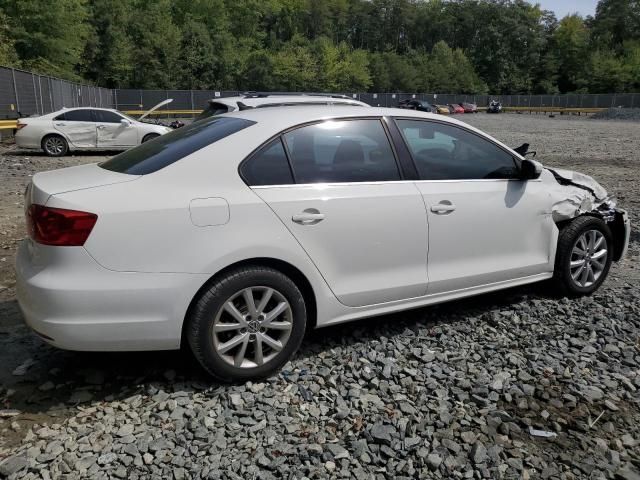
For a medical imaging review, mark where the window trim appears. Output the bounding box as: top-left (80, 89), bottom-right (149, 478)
top-left (238, 116), bottom-right (406, 188)
top-left (391, 116), bottom-right (523, 181)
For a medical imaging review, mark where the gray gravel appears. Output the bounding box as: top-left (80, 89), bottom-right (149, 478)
top-left (1, 114), bottom-right (639, 479)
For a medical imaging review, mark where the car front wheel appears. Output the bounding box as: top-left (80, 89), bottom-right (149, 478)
top-left (553, 216), bottom-right (613, 296)
top-left (186, 266), bottom-right (307, 382)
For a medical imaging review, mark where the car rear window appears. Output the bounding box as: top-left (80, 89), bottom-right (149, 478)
top-left (99, 117), bottom-right (255, 175)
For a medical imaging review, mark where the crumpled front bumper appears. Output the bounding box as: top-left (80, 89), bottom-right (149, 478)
top-left (612, 208), bottom-right (631, 262)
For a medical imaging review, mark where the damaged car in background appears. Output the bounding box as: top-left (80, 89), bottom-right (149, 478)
top-left (15, 107), bottom-right (630, 381)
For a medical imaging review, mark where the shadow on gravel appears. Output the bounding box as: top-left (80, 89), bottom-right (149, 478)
top-left (1, 282), bottom-right (545, 420)
top-left (5, 149), bottom-right (120, 157)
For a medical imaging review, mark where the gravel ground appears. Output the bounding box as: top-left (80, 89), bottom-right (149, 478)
top-left (0, 114), bottom-right (639, 479)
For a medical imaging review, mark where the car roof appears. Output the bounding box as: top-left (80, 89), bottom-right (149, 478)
top-left (211, 95), bottom-right (369, 108)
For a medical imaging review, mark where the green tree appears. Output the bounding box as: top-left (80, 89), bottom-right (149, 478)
top-left (127, 0), bottom-right (180, 88)
top-left (81, 0), bottom-right (134, 88)
top-left (552, 14), bottom-right (590, 92)
top-left (0, 9), bottom-right (18, 67)
top-left (0, 0), bottom-right (88, 79)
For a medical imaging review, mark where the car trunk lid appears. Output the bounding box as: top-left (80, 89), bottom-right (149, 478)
top-left (27, 163), bottom-right (139, 206)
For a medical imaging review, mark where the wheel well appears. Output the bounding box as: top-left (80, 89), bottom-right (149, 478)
top-left (142, 133), bottom-right (160, 142)
top-left (555, 212), bottom-right (625, 261)
top-left (41, 133), bottom-right (65, 145)
top-left (180, 258), bottom-right (318, 347)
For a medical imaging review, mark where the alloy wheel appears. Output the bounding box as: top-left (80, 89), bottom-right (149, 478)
top-left (212, 286), bottom-right (293, 369)
top-left (44, 137), bottom-right (65, 155)
top-left (569, 229), bottom-right (608, 288)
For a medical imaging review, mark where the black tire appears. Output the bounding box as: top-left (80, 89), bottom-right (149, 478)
top-left (186, 266), bottom-right (307, 382)
top-left (142, 133), bottom-right (160, 143)
top-left (41, 134), bottom-right (68, 157)
top-left (553, 216), bottom-right (613, 296)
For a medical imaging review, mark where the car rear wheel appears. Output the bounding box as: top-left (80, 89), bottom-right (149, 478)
top-left (187, 266), bottom-right (307, 382)
top-left (42, 134), bottom-right (68, 157)
top-left (553, 216), bottom-right (613, 296)
top-left (142, 133), bottom-right (160, 143)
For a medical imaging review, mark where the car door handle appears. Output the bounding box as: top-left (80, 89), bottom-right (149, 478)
top-left (97, 125), bottom-right (106, 129)
top-left (55, 123), bottom-right (66, 126)
top-left (292, 209), bottom-right (325, 225)
top-left (430, 201), bottom-right (456, 214)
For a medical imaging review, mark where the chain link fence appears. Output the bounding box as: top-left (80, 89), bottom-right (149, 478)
top-left (0, 66), bottom-right (113, 119)
top-left (114, 89), bottom-right (640, 113)
top-left (2, 65), bottom-right (639, 120)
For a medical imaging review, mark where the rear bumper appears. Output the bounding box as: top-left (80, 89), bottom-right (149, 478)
top-left (15, 240), bottom-right (207, 351)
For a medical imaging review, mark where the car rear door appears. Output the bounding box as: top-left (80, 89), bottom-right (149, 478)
top-left (94, 110), bottom-right (139, 148)
top-left (53, 109), bottom-right (97, 148)
top-left (394, 118), bottom-right (554, 294)
top-left (243, 118), bottom-right (429, 307)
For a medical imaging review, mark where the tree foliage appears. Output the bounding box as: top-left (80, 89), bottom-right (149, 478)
top-left (0, 0), bottom-right (639, 93)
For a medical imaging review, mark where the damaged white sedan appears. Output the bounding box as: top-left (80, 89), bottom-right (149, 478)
top-left (15, 107), bottom-right (630, 381)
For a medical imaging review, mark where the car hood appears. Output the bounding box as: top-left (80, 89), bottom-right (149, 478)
top-left (138, 98), bottom-right (173, 121)
top-left (547, 167), bottom-right (608, 201)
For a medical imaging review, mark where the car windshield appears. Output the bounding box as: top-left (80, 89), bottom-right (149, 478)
top-left (99, 116), bottom-right (255, 175)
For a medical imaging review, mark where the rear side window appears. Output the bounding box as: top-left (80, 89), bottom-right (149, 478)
top-left (396, 119), bottom-right (518, 180)
top-left (100, 117), bottom-right (255, 175)
top-left (194, 102), bottom-right (230, 121)
top-left (241, 139), bottom-right (293, 186)
top-left (283, 119), bottom-right (400, 184)
top-left (61, 110), bottom-right (94, 122)
top-left (95, 110), bottom-right (124, 123)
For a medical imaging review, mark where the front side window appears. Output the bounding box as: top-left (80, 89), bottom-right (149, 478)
top-left (61, 110), bottom-right (94, 122)
top-left (95, 110), bottom-right (124, 123)
top-left (100, 117), bottom-right (255, 175)
top-left (241, 138), bottom-right (294, 186)
top-left (283, 119), bottom-right (400, 184)
top-left (396, 119), bottom-right (519, 180)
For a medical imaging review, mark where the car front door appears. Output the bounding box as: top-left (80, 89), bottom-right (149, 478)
top-left (243, 118), bottom-right (429, 307)
top-left (395, 118), bottom-right (555, 294)
top-left (94, 110), bottom-right (139, 148)
top-left (53, 109), bottom-right (97, 148)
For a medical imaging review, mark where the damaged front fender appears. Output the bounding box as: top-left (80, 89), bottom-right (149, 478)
top-left (544, 167), bottom-right (630, 261)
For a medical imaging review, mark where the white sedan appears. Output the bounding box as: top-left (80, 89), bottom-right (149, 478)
top-left (15, 106), bottom-right (630, 381)
top-left (14, 102), bottom-right (173, 156)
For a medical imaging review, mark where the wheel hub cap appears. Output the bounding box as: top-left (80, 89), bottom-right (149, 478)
top-left (212, 286), bottom-right (293, 369)
top-left (569, 229), bottom-right (607, 288)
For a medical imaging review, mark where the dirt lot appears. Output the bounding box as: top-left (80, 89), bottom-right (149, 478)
top-left (0, 114), bottom-right (638, 479)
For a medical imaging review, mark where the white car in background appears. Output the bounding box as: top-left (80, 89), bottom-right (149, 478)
top-left (14, 100), bottom-right (173, 157)
top-left (16, 106), bottom-right (630, 381)
top-left (194, 93), bottom-right (369, 120)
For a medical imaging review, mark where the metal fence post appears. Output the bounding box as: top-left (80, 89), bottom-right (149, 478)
top-left (11, 68), bottom-right (20, 113)
top-left (48, 77), bottom-right (54, 111)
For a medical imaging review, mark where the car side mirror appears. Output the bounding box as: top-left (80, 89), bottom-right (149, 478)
top-left (519, 158), bottom-right (542, 180)
top-left (120, 119), bottom-right (131, 126)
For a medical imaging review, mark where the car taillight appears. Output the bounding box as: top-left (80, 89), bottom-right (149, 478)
top-left (27, 204), bottom-right (97, 246)
top-left (16, 121), bottom-right (27, 130)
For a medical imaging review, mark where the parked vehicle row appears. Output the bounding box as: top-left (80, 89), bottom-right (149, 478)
top-left (398, 99), bottom-right (478, 115)
top-left (16, 105), bottom-right (630, 381)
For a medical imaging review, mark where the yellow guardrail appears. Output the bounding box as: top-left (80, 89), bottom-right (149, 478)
top-left (123, 109), bottom-right (202, 116)
top-left (0, 120), bottom-right (18, 130)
